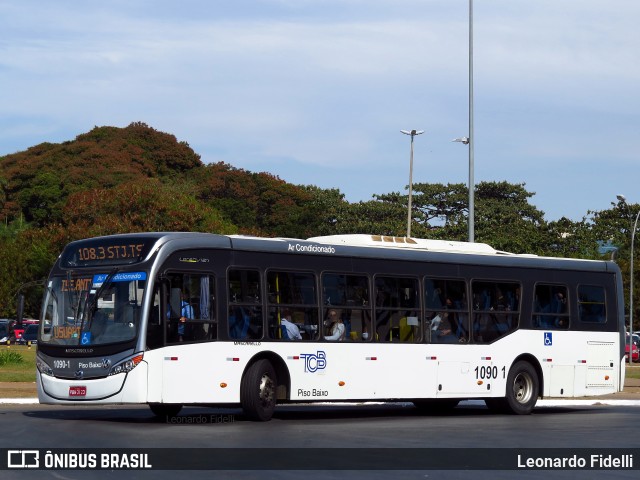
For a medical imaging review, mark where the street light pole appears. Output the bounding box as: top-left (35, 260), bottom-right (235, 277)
top-left (468, 0), bottom-right (475, 243)
top-left (453, 0), bottom-right (475, 243)
top-left (629, 210), bottom-right (640, 364)
top-left (400, 129), bottom-right (424, 238)
top-left (617, 193), bottom-right (637, 364)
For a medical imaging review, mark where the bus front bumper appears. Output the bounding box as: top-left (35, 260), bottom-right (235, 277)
top-left (37, 361), bottom-right (148, 404)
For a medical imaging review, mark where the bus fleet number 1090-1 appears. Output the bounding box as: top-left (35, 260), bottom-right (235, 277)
top-left (474, 365), bottom-right (506, 380)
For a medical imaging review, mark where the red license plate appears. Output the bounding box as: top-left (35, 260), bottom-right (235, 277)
top-left (69, 386), bottom-right (87, 397)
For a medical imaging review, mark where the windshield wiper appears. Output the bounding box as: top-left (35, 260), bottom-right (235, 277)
top-left (77, 268), bottom-right (119, 345)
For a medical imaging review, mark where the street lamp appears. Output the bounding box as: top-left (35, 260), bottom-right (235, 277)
top-left (400, 129), bottom-right (424, 238)
top-left (453, 0), bottom-right (475, 243)
top-left (617, 193), bottom-right (637, 364)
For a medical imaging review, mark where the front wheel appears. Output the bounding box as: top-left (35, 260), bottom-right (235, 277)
top-left (240, 359), bottom-right (277, 421)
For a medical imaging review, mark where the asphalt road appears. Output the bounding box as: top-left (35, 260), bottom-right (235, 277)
top-left (1, 400), bottom-right (639, 480)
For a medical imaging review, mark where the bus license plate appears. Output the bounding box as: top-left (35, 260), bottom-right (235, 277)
top-left (69, 386), bottom-right (87, 397)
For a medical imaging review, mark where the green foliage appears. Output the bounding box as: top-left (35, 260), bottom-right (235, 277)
top-left (188, 162), bottom-right (321, 238)
top-left (62, 178), bottom-right (236, 237)
top-left (0, 346), bottom-right (36, 382)
top-left (0, 122), bottom-right (203, 227)
top-left (0, 350), bottom-right (24, 366)
top-left (361, 181), bottom-right (550, 253)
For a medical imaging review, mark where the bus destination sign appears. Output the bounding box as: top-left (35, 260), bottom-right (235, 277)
top-left (60, 237), bottom-right (156, 267)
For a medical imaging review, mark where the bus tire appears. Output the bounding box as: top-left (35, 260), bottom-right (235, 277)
top-left (241, 359), bottom-right (277, 421)
top-left (149, 403), bottom-right (182, 419)
top-left (501, 361), bottom-right (539, 415)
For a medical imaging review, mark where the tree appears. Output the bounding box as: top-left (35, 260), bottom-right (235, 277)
top-left (333, 198), bottom-right (408, 236)
top-left (188, 162), bottom-right (326, 238)
top-left (62, 178), bottom-right (236, 237)
top-left (585, 198), bottom-right (640, 331)
top-left (297, 186), bottom-right (349, 237)
top-left (0, 123), bottom-right (204, 227)
top-left (350, 181), bottom-right (549, 253)
top-left (472, 181), bottom-right (547, 253)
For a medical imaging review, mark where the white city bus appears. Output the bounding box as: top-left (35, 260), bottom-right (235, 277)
top-left (36, 233), bottom-right (626, 420)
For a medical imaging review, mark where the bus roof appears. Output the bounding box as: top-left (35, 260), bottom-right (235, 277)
top-left (61, 232), bottom-right (618, 275)
top-left (307, 234), bottom-right (503, 255)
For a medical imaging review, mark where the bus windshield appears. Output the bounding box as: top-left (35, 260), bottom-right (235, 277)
top-left (40, 271), bottom-right (147, 347)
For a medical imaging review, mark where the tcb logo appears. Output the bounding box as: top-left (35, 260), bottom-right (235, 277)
top-left (300, 351), bottom-right (327, 373)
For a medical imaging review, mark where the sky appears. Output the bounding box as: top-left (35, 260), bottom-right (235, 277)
top-left (1, 0), bottom-right (639, 222)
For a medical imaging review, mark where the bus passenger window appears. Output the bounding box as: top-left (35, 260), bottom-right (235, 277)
top-left (267, 271), bottom-right (318, 341)
top-left (425, 278), bottom-right (468, 344)
top-left (471, 281), bottom-right (520, 343)
top-left (533, 284), bottom-right (569, 329)
top-left (321, 273), bottom-right (371, 341)
top-left (228, 270), bottom-right (263, 340)
top-left (374, 276), bottom-right (420, 343)
top-left (578, 285), bottom-right (606, 324)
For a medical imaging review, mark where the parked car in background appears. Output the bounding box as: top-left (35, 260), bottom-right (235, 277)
top-left (0, 320), bottom-right (8, 343)
top-left (0, 319), bottom-right (37, 344)
top-left (17, 323), bottom-right (38, 345)
top-left (12, 323), bottom-right (24, 343)
top-left (626, 337), bottom-right (640, 362)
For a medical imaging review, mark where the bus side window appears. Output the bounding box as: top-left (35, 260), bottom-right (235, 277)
top-left (471, 281), bottom-right (520, 343)
top-left (321, 273), bottom-right (371, 341)
top-left (533, 284), bottom-right (569, 329)
top-left (162, 273), bottom-right (217, 345)
top-left (578, 285), bottom-right (606, 324)
top-left (425, 278), bottom-right (468, 344)
top-left (374, 276), bottom-right (420, 343)
top-left (267, 271), bottom-right (318, 341)
top-left (228, 269), bottom-right (263, 340)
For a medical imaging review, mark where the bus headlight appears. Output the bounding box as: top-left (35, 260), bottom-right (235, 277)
top-left (108, 353), bottom-right (144, 376)
top-left (36, 356), bottom-right (54, 377)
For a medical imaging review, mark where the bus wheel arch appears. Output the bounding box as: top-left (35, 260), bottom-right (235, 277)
top-left (487, 355), bottom-right (542, 415)
top-left (240, 352), bottom-right (290, 421)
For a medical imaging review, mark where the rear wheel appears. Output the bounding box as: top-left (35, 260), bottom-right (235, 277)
top-left (149, 403), bottom-right (182, 419)
top-left (240, 359), bottom-right (277, 421)
top-left (488, 361), bottom-right (538, 414)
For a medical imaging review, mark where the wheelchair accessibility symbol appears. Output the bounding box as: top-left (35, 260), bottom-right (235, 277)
top-left (81, 332), bottom-right (92, 345)
top-left (544, 332), bottom-right (552, 346)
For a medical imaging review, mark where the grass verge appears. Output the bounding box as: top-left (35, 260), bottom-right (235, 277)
top-left (0, 345), bottom-right (36, 382)
top-left (625, 364), bottom-right (640, 379)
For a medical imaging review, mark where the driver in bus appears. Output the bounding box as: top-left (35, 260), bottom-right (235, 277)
top-left (178, 293), bottom-right (194, 342)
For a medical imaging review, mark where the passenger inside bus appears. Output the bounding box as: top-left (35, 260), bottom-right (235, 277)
top-left (325, 309), bottom-right (345, 341)
top-left (229, 307), bottom-right (251, 339)
top-left (430, 311), bottom-right (458, 343)
top-left (280, 309), bottom-right (302, 340)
